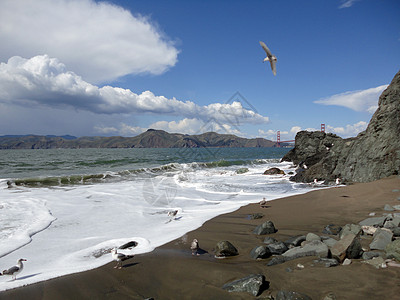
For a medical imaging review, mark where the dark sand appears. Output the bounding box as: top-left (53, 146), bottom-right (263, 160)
top-left (2, 176), bottom-right (400, 299)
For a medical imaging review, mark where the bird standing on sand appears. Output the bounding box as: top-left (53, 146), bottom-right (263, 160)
top-left (191, 239), bottom-right (199, 256)
top-left (167, 210), bottom-right (178, 220)
top-left (1, 258), bottom-right (26, 280)
top-left (111, 248), bottom-right (134, 269)
top-left (259, 197), bottom-right (268, 208)
top-left (259, 41), bottom-right (277, 76)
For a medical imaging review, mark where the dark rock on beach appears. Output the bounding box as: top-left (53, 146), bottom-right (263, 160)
top-left (250, 245), bottom-right (272, 259)
top-left (281, 69), bottom-right (400, 183)
top-left (222, 274), bottom-right (268, 296)
top-left (263, 167), bottom-right (285, 175)
top-left (284, 235), bottom-right (306, 248)
top-left (215, 241), bottom-right (239, 257)
top-left (253, 221), bottom-right (277, 235)
top-left (267, 241), bottom-right (289, 255)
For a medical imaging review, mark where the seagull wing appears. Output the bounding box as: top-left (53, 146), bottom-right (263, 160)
top-left (259, 41), bottom-right (273, 58)
top-left (269, 59), bottom-right (277, 76)
top-left (3, 266), bottom-right (19, 275)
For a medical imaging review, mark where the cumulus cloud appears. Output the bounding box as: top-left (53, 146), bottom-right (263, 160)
top-left (327, 121), bottom-right (367, 138)
top-left (339, 0), bottom-right (360, 9)
top-left (314, 85), bottom-right (388, 113)
top-left (0, 55), bottom-right (270, 127)
top-left (0, 0), bottom-right (178, 83)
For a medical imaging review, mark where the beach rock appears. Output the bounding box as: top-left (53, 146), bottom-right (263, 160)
top-left (215, 241), bottom-right (239, 257)
top-left (249, 213), bottom-right (264, 220)
top-left (253, 221), bottom-right (277, 235)
top-left (362, 251), bottom-right (385, 260)
top-left (264, 237), bottom-right (278, 245)
top-left (313, 258), bottom-right (339, 267)
top-left (267, 242), bottom-right (288, 255)
top-left (282, 240), bottom-right (329, 261)
top-left (118, 241), bottom-right (138, 249)
top-left (359, 216), bottom-right (387, 227)
top-left (384, 204), bottom-right (395, 211)
top-left (386, 239), bottom-right (400, 261)
top-left (384, 217), bottom-right (400, 229)
top-left (322, 292), bottom-right (337, 300)
top-left (331, 233), bottom-right (362, 262)
top-left (306, 232), bottom-right (321, 242)
top-left (284, 235), bottom-right (306, 247)
top-left (250, 245), bottom-right (272, 259)
top-left (322, 237), bottom-right (338, 248)
top-left (222, 274), bottom-right (268, 296)
top-left (266, 255), bottom-right (287, 266)
top-left (392, 227), bottom-right (400, 237)
top-left (322, 224), bottom-right (342, 235)
top-left (362, 256), bottom-right (387, 269)
top-left (342, 258), bottom-right (352, 266)
top-left (263, 167), bottom-right (285, 175)
top-left (362, 225), bottom-right (378, 235)
top-left (369, 228), bottom-right (393, 250)
top-left (393, 205), bottom-right (400, 210)
top-left (281, 69), bottom-right (400, 183)
top-left (236, 167), bottom-right (249, 174)
top-left (339, 224), bottom-right (362, 239)
top-left (275, 290), bottom-right (312, 300)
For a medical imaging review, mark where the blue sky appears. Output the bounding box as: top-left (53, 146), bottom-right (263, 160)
top-left (0, 0), bottom-right (399, 141)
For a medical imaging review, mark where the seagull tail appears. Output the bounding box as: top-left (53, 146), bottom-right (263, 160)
top-left (121, 255), bottom-right (135, 261)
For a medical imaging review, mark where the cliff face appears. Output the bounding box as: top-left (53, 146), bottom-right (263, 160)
top-left (282, 70), bottom-right (400, 183)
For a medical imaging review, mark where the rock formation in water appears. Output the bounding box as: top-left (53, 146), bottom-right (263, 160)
top-left (282, 70), bottom-right (400, 183)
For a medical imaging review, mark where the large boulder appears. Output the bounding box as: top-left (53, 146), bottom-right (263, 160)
top-left (263, 167), bottom-right (285, 175)
top-left (369, 228), bottom-right (393, 250)
top-left (253, 221), bottom-right (277, 235)
top-left (282, 240), bottom-right (329, 261)
top-left (222, 274), bottom-right (268, 296)
top-left (250, 245), bottom-right (272, 259)
top-left (215, 241), bottom-right (239, 257)
top-left (281, 70), bottom-right (400, 183)
top-left (330, 233), bottom-right (362, 262)
top-left (386, 239), bottom-right (400, 261)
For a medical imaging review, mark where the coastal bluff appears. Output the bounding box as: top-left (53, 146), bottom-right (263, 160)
top-left (282, 69), bottom-right (400, 183)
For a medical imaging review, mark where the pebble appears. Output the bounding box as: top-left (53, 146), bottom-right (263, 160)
top-left (296, 263), bottom-right (305, 269)
top-left (369, 212), bottom-right (376, 216)
top-left (342, 258), bottom-right (352, 266)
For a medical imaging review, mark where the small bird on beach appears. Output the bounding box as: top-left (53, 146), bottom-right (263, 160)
top-left (167, 210), bottom-right (178, 221)
top-left (1, 258), bottom-right (27, 280)
top-left (111, 248), bottom-right (134, 269)
top-left (259, 197), bottom-right (268, 208)
top-left (191, 239), bottom-right (200, 256)
top-left (259, 41), bottom-right (277, 76)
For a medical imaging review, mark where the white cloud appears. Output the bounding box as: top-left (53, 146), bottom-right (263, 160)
top-left (314, 85), bottom-right (388, 113)
top-left (0, 0), bottom-right (178, 83)
top-left (326, 121), bottom-right (367, 138)
top-left (0, 55), bottom-right (270, 132)
top-left (339, 0), bottom-right (360, 9)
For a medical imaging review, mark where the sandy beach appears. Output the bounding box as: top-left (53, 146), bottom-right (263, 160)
top-left (2, 176), bottom-right (400, 300)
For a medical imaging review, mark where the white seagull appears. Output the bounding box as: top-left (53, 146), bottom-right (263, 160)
top-left (191, 239), bottom-right (199, 256)
top-left (259, 41), bottom-right (277, 76)
top-left (1, 258), bottom-right (27, 280)
top-left (111, 248), bottom-right (134, 269)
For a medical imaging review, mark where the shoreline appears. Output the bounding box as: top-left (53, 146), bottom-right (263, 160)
top-left (2, 176), bottom-right (400, 299)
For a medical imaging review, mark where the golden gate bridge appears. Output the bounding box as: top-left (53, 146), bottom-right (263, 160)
top-left (275, 124), bottom-right (325, 147)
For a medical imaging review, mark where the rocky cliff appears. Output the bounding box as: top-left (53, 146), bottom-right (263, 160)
top-left (282, 70), bottom-right (400, 183)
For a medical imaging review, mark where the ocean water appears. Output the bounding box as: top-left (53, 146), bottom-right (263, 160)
top-left (0, 147), bottom-right (315, 291)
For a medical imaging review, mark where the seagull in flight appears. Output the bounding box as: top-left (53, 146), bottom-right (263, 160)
top-left (259, 41), bottom-right (277, 76)
top-left (1, 258), bottom-right (27, 280)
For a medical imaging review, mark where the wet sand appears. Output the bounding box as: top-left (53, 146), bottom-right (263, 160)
top-left (2, 176), bottom-right (400, 299)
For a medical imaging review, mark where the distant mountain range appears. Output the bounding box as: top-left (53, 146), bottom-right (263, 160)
top-left (0, 129), bottom-right (287, 149)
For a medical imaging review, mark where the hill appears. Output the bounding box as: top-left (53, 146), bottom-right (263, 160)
top-left (0, 130), bottom-right (281, 149)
